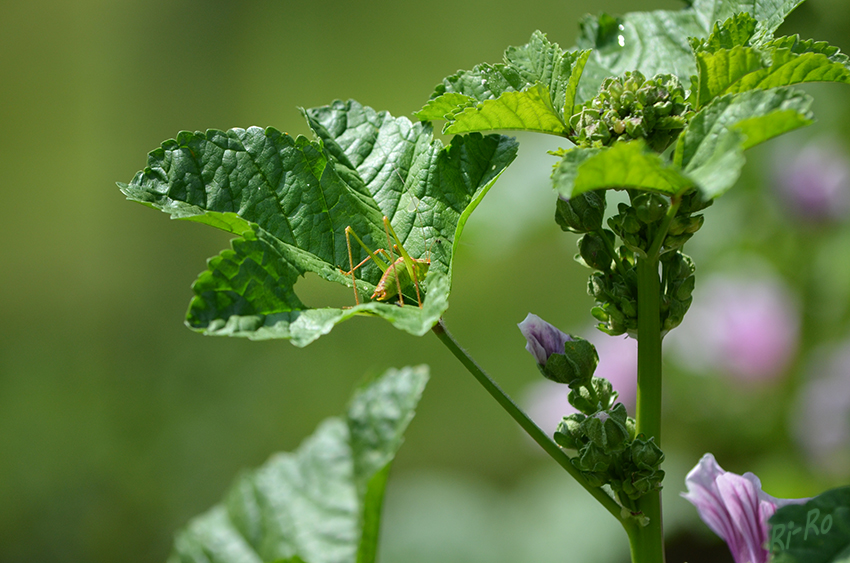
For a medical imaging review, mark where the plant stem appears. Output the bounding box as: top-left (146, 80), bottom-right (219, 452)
top-left (632, 256), bottom-right (665, 563)
top-left (431, 319), bottom-right (628, 525)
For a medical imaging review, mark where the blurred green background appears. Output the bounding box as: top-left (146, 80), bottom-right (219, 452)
top-left (2, 1), bottom-right (850, 562)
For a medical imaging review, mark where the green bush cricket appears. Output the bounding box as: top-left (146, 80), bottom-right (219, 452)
top-left (343, 213), bottom-right (431, 307)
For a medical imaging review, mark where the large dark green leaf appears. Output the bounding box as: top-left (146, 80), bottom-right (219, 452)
top-left (574, 0), bottom-right (805, 102)
top-left (167, 365), bottom-right (429, 563)
top-left (119, 101), bottom-right (517, 346)
top-left (769, 486), bottom-right (850, 563)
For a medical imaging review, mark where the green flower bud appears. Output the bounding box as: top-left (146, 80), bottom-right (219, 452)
top-left (618, 297), bottom-right (638, 318)
top-left (662, 297), bottom-right (692, 331)
top-left (554, 413), bottom-right (586, 450)
top-left (578, 230), bottom-right (616, 271)
top-left (568, 377), bottom-right (618, 414)
top-left (633, 192), bottom-right (669, 224)
top-left (664, 233), bottom-right (692, 250)
top-left (580, 403), bottom-right (630, 454)
top-left (625, 116), bottom-right (646, 138)
top-left (575, 442), bottom-right (614, 472)
top-left (540, 335), bottom-right (599, 386)
top-left (555, 191), bottom-right (606, 233)
top-left (626, 416), bottom-right (637, 441)
top-left (675, 275), bottom-right (696, 301)
top-left (620, 231), bottom-right (644, 253)
top-left (611, 118), bottom-right (626, 135)
top-left (574, 462), bottom-right (607, 487)
top-left (588, 272), bottom-right (609, 300)
top-left (667, 215), bottom-right (690, 236)
top-left (678, 188), bottom-right (713, 214)
top-left (685, 214), bottom-right (704, 234)
top-left (631, 435), bottom-right (664, 471)
top-left (654, 100), bottom-right (673, 116)
top-left (605, 79), bottom-right (624, 100)
top-left (663, 252), bottom-right (695, 279)
top-left (606, 303), bottom-right (626, 325)
top-left (593, 302), bottom-right (628, 336)
top-left (620, 469), bottom-right (665, 500)
top-left (591, 305), bottom-right (609, 323)
top-left (622, 211), bottom-right (642, 234)
top-left (571, 71), bottom-right (692, 151)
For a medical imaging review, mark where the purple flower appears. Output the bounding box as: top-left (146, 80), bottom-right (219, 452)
top-left (682, 454), bottom-right (808, 563)
top-left (793, 341), bottom-right (850, 475)
top-left (518, 313), bottom-right (572, 365)
top-left (588, 331), bottom-right (636, 412)
top-left (667, 271), bottom-right (799, 381)
top-left (522, 331), bottom-right (636, 434)
top-left (773, 140), bottom-right (850, 223)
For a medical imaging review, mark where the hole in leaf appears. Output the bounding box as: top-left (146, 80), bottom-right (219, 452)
top-left (294, 271), bottom-right (359, 309)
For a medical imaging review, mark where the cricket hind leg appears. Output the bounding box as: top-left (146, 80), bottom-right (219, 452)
top-left (343, 225), bottom-right (392, 305)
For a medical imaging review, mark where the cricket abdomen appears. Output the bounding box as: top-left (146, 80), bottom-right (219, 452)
top-left (372, 257), bottom-right (429, 302)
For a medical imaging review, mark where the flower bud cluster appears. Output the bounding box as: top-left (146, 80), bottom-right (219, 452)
top-left (579, 189), bottom-right (706, 335)
top-left (662, 188), bottom-right (712, 251)
top-left (607, 189), bottom-right (709, 255)
top-left (570, 71), bottom-right (692, 151)
top-left (589, 266), bottom-right (638, 336)
top-left (660, 252), bottom-right (695, 332)
top-left (555, 191), bottom-right (606, 234)
top-left (554, 380), bottom-right (665, 503)
top-left (518, 317), bottom-right (665, 505)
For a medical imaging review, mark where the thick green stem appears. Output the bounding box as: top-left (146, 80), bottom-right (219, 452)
top-left (632, 256), bottom-right (665, 563)
top-left (431, 319), bottom-right (629, 526)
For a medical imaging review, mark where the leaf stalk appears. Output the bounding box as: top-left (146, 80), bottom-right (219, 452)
top-left (431, 319), bottom-right (631, 527)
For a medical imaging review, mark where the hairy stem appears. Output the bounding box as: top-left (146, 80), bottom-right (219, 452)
top-left (632, 256), bottom-right (665, 563)
top-left (431, 319), bottom-right (629, 525)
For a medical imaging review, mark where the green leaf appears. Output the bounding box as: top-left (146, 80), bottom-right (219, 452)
top-left (167, 365), bottom-right (429, 563)
top-left (555, 87), bottom-right (813, 201)
top-left (693, 41), bottom-right (850, 107)
top-left (503, 37), bottom-right (590, 120)
top-left (766, 35), bottom-right (850, 64)
top-left (691, 0), bottom-right (806, 41)
top-left (769, 486), bottom-right (850, 563)
top-left (415, 92), bottom-right (476, 122)
top-left (552, 140), bottom-right (693, 198)
top-left (691, 13), bottom-right (758, 53)
top-left (677, 87), bottom-right (813, 197)
top-left (415, 31), bottom-right (590, 135)
top-left (574, 0), bottom-right (805, 102)
top-left (119, 101), bottom-right (518, 346)
top-left (693, 45), bottom-right (768, 106)
top-left (443, 83), bottom-right (568, 135)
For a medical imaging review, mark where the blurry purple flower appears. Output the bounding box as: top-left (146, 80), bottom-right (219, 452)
top-left (523, 379), bottom-right (575, 435)
top-left (773, 140), bottom-right (850, 223)
top-left (793, 341), bottom-right (850, 475)
top-left (667, 271), bottom-right (799, 381)
top-left (522, 331), bottom-right (636, 434)
top-left (518, 313), bottom-right (572, 365)
top-left (588, 331), bottom-right (637, 412)
top-left (682, 454), bottom-right (808, 563)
